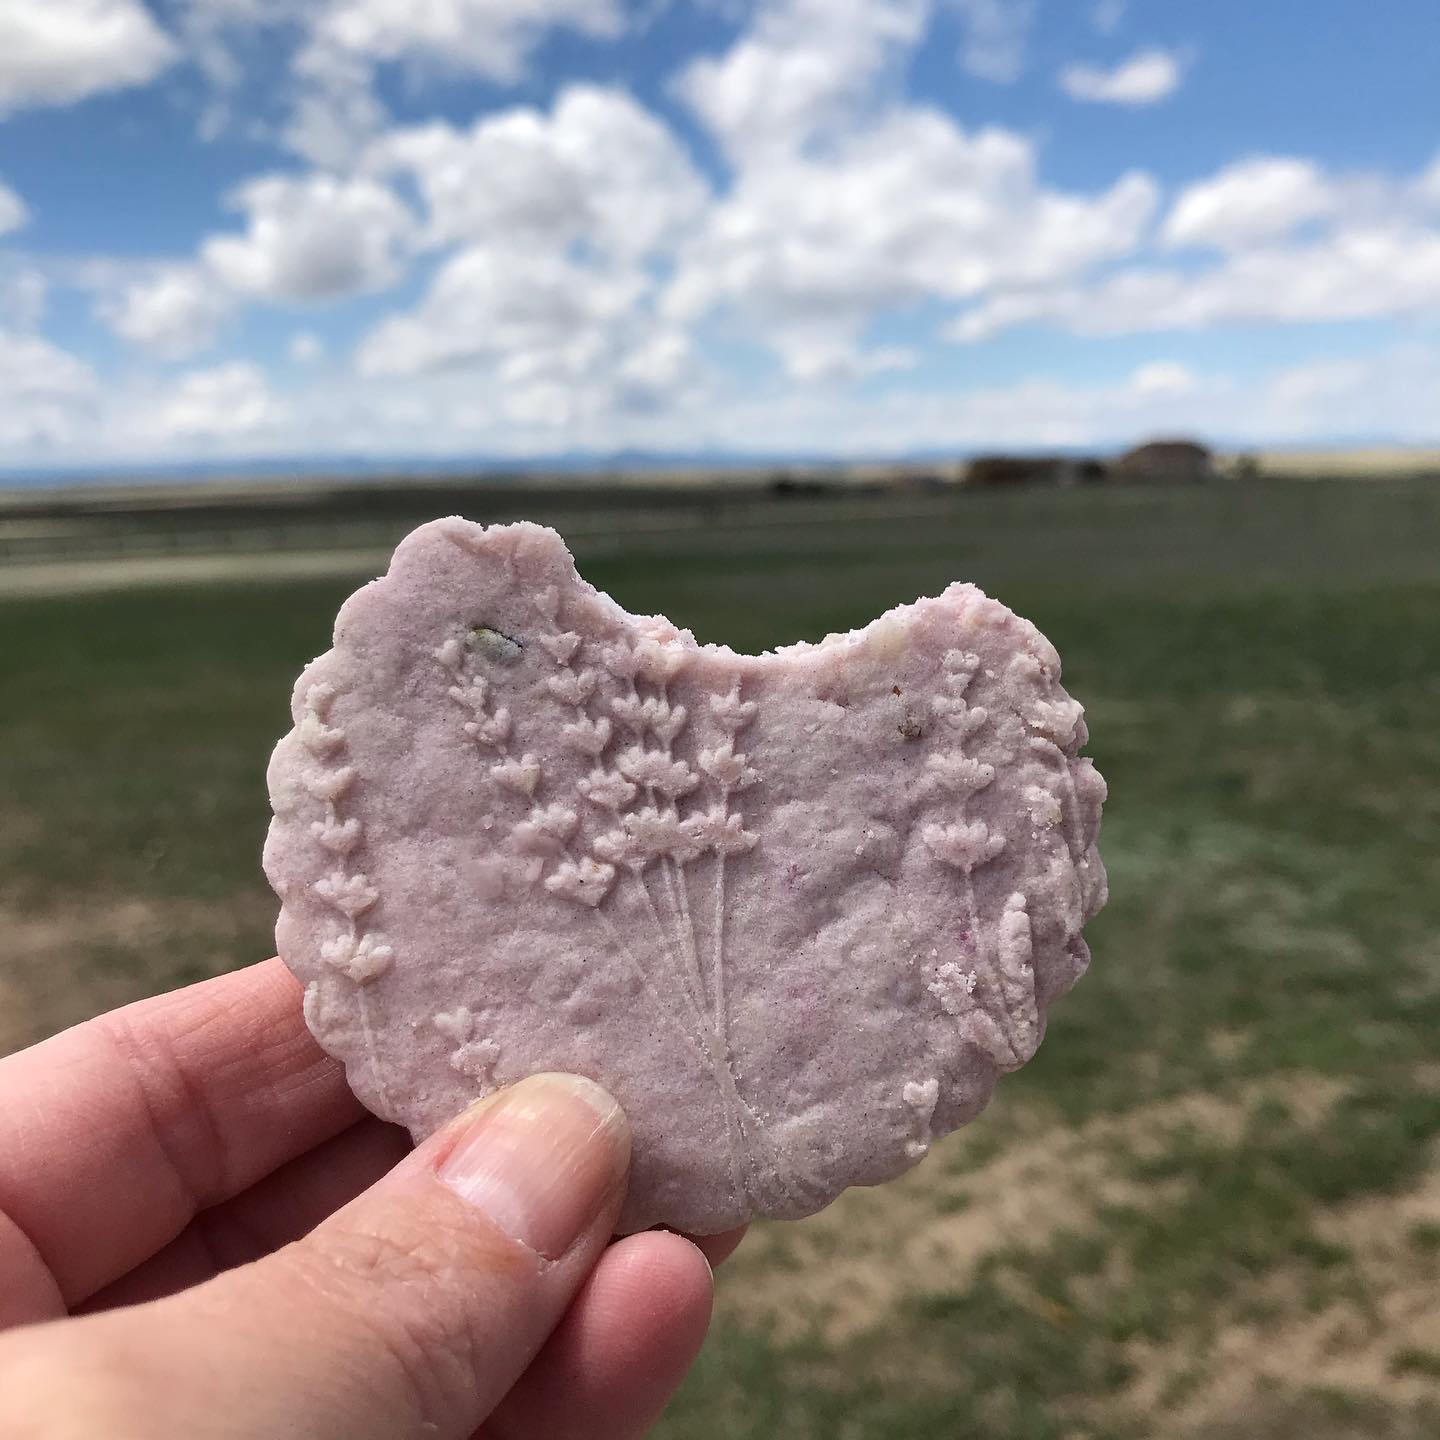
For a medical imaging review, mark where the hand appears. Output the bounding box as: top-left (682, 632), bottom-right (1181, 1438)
top-left (0, 959), bottom-right (743, 1438)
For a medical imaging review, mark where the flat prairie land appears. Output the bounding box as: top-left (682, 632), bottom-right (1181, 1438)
top-left (3, 477), bottom-right (1440, 1437)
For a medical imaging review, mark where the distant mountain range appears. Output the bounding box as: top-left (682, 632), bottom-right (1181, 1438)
top-left (1, 437), bottom-right (1433, 490)
top-left (0, 449), bottom-right (837, 489)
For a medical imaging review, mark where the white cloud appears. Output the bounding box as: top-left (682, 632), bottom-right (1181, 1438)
top-left (1248, 346), bottom-right (1440, 445)
top-left (951, 223), bottom-right (1440, 341)
top-left (1, 347), bottom-right (298, 461)
top-left (779, 340), bottom-right (919, 385)
top-left (282, 43), bottom-right (389, 170)
top-left (951, 151), bottom-right (1440, 344)
top-left (98, 264), bottom-right (234, 360)
top-left (356, 243), bottom-right (697, 429)
top-left (371, 86), bottom-right (709, 260)
top-left (668, 107), bottom-right (1157, 377)
top-left (92, 172), bottom-right (414, 356)
top-left (279, 0), bottom-right (628, 166)
top-left (1416, 154), bottom-right (1440, 208)
top-left (0, 328), bottom-right (96, 448)
top-left (289, 331), bottom-right (326, 363)
top-left (0, 0), bottom-right (177, 116)
top-left (306, 0), bottom-right (623, 81)
top-left (170, 0), bottom-right (628, 162)
top-left (678, 0), bottom-right (929, 159)
top-left (6, 336), bottom-right (1440, 467)
top-left (354, 85), bottom-right (713, 430)
top-left (170, 0), bottom-right (308, 143)
top-left (355, 245), bottom-right (635, 381)
top-left (672, 0), bottom-right (1158, 378)
top-left (670, 346), bottom-right (1440, 454)
top-left (278, 0), bottom-right (626, 165)
top-left (202, 173), bottom-right (416, 301)
top-left (952, 0), bottom-right (1035, 84)
top-left (0, 329), bottom-right (94, 398)
top-left (1060, 47), bottom-right (1183, 105)
top-left (0, 180), bottom-right (29, 236)
top-left (123, 362), bottom-right (289, 444)
top-left (0, 267), bottom-right (47, 329)
top-left (14, 0), bottom-right (1437, 466)
top-left (1130, 360), bottom-right (1199, 397)
top-left (1163, 157), bottom-right (1338, 250)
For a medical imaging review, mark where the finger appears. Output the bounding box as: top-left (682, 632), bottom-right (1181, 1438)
top-left (0, 1074), bottom-right (630, 1440)
top-left (686, 1226), bottom-right (747, 1269)
top-left (485, 1229), bottom-right (713, 1440)
top-left (82, 1118), bottom-right (412, 1312)
top-left (0, 957), bottom-right (363, 1311)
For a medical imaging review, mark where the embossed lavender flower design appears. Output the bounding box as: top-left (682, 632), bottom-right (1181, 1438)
top-left (269, 520), bottom-right (1106, 1237)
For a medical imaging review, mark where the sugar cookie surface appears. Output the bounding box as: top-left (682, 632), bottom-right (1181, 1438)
top-left (264, 519), bottom-right (1107, 1234)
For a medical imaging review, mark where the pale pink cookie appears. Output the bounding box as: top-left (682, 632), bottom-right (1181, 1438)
top-left (264, 519), bottom-right (1107, 1234)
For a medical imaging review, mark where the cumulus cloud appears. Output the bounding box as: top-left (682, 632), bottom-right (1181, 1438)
top-left (1130, 360), bottom-right (1199, 397)
top-left (1, 348), bottom-right (298, 461)
top-left (952, 0), bottom-right (1035, 84)
top-left (952, 153), bottom-right (1440, 343)
top-left (0, 267), bottom-right (47, 329)
top-left (685, 345), bottom-right (1440, 454)
top-left (0, 0), bottom-right (177, 116)
top-left (356, 244), bottom-right (697, 429)
top-left (1163, 157), bottom-right (1339, 250)
top-left (98, 264), bottom-right (234, 360)
top-left (0, 180), bottom-right (29, 236)
top-left (1060, 47), bottom-right (1183, 105)
top-left (669, 0), bottom-right (1162, 379)
top-left (92, 171), bottom-right (415, 357)
top-left (306, 0), bottom-right (623, 81)
top-left (7, 335), bottom-right (1440, 467)
top-left (678, 0), bottom-right (928, 159)
top-left (952, 225), bottom-right (1440, 341)
top-left (202, 173), bottom-right (416, 301)
top-left (355, 246), bottom-right (631, 377)
top-left (669, 106), bottom-right (1157, 378)
top-left (353, 84), bottom-right (711, 430)
top-left (0, 327), bottom-right (96, 448)
top-left (15, 0), bottom-right (1432, 467)
top-left (280, 0), bottom-right (626, 165)
top-left (124, 361), bottom-right (289, 444)
top-left (0, 328), bottom-right (94, 398)
top-left (282, 43), bottom-right (389, 169)
top-left (370, 86), bottom-right (709, 260)
top-left (1416, 154), bottom-right (1440, 208)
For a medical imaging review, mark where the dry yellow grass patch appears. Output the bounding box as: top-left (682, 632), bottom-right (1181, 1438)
top-left (717, 1074), bottom-right (1347, 1345)
top-left (1, 896), bottom-right (263, 1054)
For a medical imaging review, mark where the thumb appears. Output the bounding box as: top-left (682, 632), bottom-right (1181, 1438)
top-left (7, 1073), bottom-right (631, 1440)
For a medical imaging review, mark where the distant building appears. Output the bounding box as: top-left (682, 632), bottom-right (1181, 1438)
top-left (766, 471), bottom-right (829, 498)
top-left (965, 455), bottom-right (1105, 488)
top-left (1111, 439), bottom-right (1214, 484)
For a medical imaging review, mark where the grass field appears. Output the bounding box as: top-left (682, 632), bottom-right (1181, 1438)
top-left (3, 478), bottom-right (1440, 1436)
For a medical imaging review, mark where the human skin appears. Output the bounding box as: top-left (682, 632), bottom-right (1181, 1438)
top-left (0, 958), bottom-right (744, 1440)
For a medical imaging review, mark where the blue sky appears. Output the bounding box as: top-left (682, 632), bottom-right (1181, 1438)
top-left (1, 0), bottom-right (1438, 469)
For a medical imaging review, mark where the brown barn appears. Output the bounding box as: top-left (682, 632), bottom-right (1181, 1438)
top-left (1111, 439), bottom-right (1213, 484)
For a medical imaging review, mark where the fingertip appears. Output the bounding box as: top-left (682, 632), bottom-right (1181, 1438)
top-left (622, 1229), bottom-right (716, 1322)
top-left (686, 1225), bottom-right (747, 1270)
top-left (487, 1230), bottom-right (714, 1440)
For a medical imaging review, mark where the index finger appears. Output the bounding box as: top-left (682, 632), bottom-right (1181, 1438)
top-left (0, 958), bottom-right (365, 1314)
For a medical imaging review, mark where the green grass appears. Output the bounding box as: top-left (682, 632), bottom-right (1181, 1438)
top-left (3, 477), bottom-right (1440, 1436)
